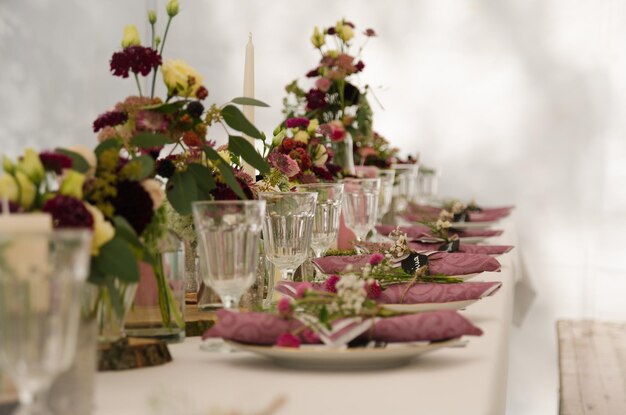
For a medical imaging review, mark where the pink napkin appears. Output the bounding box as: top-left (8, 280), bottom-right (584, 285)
top-left (203, 309), bottom-right (482, 345)
top-left (312, 252), bottom-right (501, 275)
top-left (408, 241), bottom-right (513, 255)
top-left (406, 204), bottom-right (513, 222)
top-left (375, 225), bottom-right (503, 239)
top-left (468, 207), bottom-right (513, 222)
top-left (276, 280), bottom-right (502, 304)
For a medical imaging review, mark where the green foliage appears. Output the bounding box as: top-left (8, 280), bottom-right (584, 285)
top-left (230, 97), bottom-right (270, 107)
top-left (55, 148), bottom-right (90, 173)
top-left (166, 170), bottom-right (197, 215)
top-left (221, 105), bottom-right (263, 139)
top-left (228, 135), bottom-right (270, 175)
top-left (130, 132), bottom-right (172, 149)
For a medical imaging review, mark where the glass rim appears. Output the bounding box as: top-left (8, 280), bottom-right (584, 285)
top-left (192, 200), bottom-right (266, 207)
top-left (294, 183), bottom-right (344, 189)
top-left (258, 191), bottom-right (318, 197)
top-left (340, 177), bottom-right (381, 183)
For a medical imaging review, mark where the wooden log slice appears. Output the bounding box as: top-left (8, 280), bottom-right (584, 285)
top-left (98, 337), bottom-right (172, 371)
top-left (185, 306), bottom-right (216, 338)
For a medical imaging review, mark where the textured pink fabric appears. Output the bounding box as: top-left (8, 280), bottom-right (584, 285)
top-left (276, 280), bottom-right (502, 304)
top-left (379, 281), bottom-right (502, 304)
top-left (312, 252), bottom-right (501, 275)
top-left (408, 241), bottom-right (513, 255)
top-left (405, 203), bottom-right (513, 222)
top-left (375, 225), bottom-right (503, 239)
top-left (203, 309), bottom-right (483, 344)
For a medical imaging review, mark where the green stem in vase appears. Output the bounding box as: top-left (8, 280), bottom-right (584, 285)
top-left (154, 253), bottom-right (184, 329)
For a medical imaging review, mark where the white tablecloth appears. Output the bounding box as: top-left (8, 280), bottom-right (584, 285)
top-left (95, 221), bottom-right (522, 415)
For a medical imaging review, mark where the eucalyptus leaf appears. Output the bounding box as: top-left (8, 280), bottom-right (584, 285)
top-left (94, 236), bottom-right (140, 283)
top-left (141, 101), bottom-right (187, 113)
top-left (94, 139), bottom-right (122, 157)
top-left (230, 97), bottom-right (270, 107)
top-left (166, 170), bottom-right (198, 215)
top-left (187, 163), bottom-right (216, 200)
top-left (221, 105), bottom-right (263, 139)
top-left (55, 149), bottom-right (90, 173)
top-left (228, 136), bottom-right (270, 175)
top-left (134, 155), bottom-right (155, 180)
top-left (130, 132), bottom-right (172, 149)
top-left (217, 163), bottom-right (247, 200)
top-left (112, 216), bottom-right (141, 248)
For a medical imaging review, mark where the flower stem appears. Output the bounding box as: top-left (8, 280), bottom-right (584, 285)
top-left (134, 73), bottom-right (143, 97)
top-left (159, 17), bottom-right (173, 56)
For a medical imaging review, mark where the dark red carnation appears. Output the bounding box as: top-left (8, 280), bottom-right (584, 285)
top-left (39, 152), bottom-right (73, 174)
top-left (156, 158), bottom-right (176, 179)
top-left (110, 46), bottom-right (162, 78)
top-left (327, 27), bottom-right (336, 35)
top-left (43, 195), bottom-right (94, 229)
top-left (285, 117), bottom-right (310, 129)
top-left (305, 89), bottom-right (327, 110)
top-left (195, 86), bottom-right (209, 100)
top-left (210, 176), bottom-right (255, 201)
top-left (326, 163), bottom-right (342, 177)
top-left (311, 166), bottom-right (333, 181)
top-left (112, 180), bottom-right (154, 235)
top-left (306, 68), bottom-right (320, 78)
top-left (355, 60), bottom-right (365, 72)
top-left (289, 148), bottom-right (311, 171)
top-left (282, 138), bottom-right (295, 152)
top-left (323, 275), bottom-right (340, 293)
top-left (366, 280), bottom-right (382, 299)
top-left (93, 110), bottom-right (128, 133)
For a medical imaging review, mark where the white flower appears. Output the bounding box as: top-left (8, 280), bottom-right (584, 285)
top-left (141, 179), bottom-right (166, 210)
top-left (85, 203), bottom-right (114, 255)
top-left (335, 274), bottom-right (367, 314)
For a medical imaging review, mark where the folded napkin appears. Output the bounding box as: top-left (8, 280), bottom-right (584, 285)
top-left (408, 241), bottom-right (513, 256)
top-left (276, 280), bottom-right (502, 305)
top-left (375, 225), bottom-right (503, 239)
top-left (312, 252), bottom-right (501, 275)
top-left (203, 309), bottom-right (482, 345)
top-left (468, 206), bottom-right (513, 222)
top-left (406, 204), bottom-right (513, 222)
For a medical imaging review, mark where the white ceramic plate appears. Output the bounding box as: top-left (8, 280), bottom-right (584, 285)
top-left (226, 338), bottom-right (465, 370)
top-left (382, 299), bottom-right (477, 313)
top-left (450, 220), bottom-right (498, 230)
top-left (459, 236), bottom-right (488, 244)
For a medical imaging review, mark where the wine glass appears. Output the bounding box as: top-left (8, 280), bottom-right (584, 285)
top-left (259, 192), bottom-right (317, 298)
top-left (294, 183), bottom-right (344, 258)
top-left (376, 169), bottom-right (396, 222)
top-left (192, 200), bottom-right (266, 310)
top-left (0, 229), bottom-right (92, 415)
top-left (341, 177), bottom-right (381, 244)
top-left (391, 163), bottom-right (418, 212)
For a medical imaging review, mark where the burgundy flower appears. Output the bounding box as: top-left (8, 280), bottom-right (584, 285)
top-left (43, 195), bottom-right (94, 229)
top-left (366, 280), bottom-right (382, 299)
top-left (364, 28), bottom-right (377, 37)
top-left (326, 163), bottom-right (342, 176)
top-left (93, 110), bottom-right (128, 133)
top-left (275, 332), bottom-right (301, 348)
top-left (289, 148), bottom-right (312, 171)
top-left (305, 89), bottom-right (327, 110)
top-left (285, 117), bottom-right (310, 129)
top-left (355, 60), bottom-right (365, 72)
top-left (195, 86), bottom-right (209, 100)
top-left (305, 68), bottom-right (319, 78)
top-left (39, 151), bottom-right (73, 174)
top-left (110, 46), bottom-right (162, 78)
top-left (323, 275), bottom-right (340, 293)
top-left (299, 173), bottom-right (318, 184)
top-left (281, 138), bottom-right (295, 152)
top-left (210, 175), bottom-right (255, 201)
top-left (277, 298), bottom-right (293, 318)
top-left (311, 166), bottom-right (333, 181)
top-left (156, 158), bottom-right (176, 179)
top-left (368, 253), bottom-right (385, 266)
top-left (186, 101), bottom-right (205, 118)
top-left (327, 27), bottom-right (336, 35)
top-left (269, 152), bottom-right (300, 178)
top-left (112, 180), bottom-right (155, 235)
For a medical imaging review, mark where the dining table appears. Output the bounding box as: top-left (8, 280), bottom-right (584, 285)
top-left (94, 216), bottom-right (527, 415)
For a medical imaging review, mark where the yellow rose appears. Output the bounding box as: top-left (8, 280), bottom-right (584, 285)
top-left (335, 22), bottom-right (354, 42)
top-left (121, 24), bottom-right (141, 48)
top-left (310, 26), bottom-right (325, 48)
top-left (59, 171), bottom-right (85, 199)
top-left (162, 60), bottom-right (204, 97)
top-left (293, 130), bottom-right (310, 144)
top-left (312, 144), bottom-right (328, 167)
top-left (0, 174), bottom-right (18, 202)
top-left (15, 171), bottom-right (36, 208)
top-left (141, 179), bottom-right (165, 210)
top-left (17, 148), bottom-right (44, 185)
top-left (307, 119), bottom-right (319, 134)
top-left (85, 203), bottom-right (114, 256)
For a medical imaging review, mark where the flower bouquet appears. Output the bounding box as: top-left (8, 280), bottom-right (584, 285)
top-left (353, 131), bottom-right (399, 169)
top-left (282, 19), bottom-right (376, 175)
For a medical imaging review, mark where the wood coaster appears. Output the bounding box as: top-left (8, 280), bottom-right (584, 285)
top-left (185, 306), bottom-right (216, 337)
top-left (98, 337), bottom-right (172, 371)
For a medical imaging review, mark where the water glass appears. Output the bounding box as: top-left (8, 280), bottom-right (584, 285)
top-left (259, 192), bottom-right (317, 283)
top-left (392, 163), bottom-right (419, 211)
top-left (192, 200), bottom-right (266, 310)
top-left (377, 169), bottom-right (396, 221)
top-left (0, 229), bottom-right (92, 415)
top-left (294, 183), bottom-right (344, 258)
top-left (418, 167), bottom-right (440, 203)
top-left (341, 178), bottom-right (381, 242)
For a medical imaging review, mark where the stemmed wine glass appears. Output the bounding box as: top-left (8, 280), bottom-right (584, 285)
top-left (376, 169), bottom-right (396, 222)
top-left (192, 200), bottom-right (266, 310)
top-left (391, 163), bottom-right (418, 212)
top-left (0, 230), bottom-right (92, 415)
top-left (259, 192), bottom-right (317, 303)
top-left (341, 177), bottom-right (381, 245)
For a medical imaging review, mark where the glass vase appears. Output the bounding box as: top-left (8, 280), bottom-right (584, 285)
top-left (328, 133), bottom-right (356, 176)
top-left (91, 280), bottom-right (138, 344)
top-left (125, 231), bottom-right (186, 343)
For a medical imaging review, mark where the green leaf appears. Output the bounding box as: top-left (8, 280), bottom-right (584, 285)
top-left (166, 170), bottom-right (198, 215)
top-left (230, 97), bottom-right (270, 107)
top-left (228, 136), bottom-right (270, 175)
top-left (135, 155), bottom-right (155, 180)
top-left (221, 105), bottom-right (263, 139)
top-left (112, 216), bottom-right (141, 248)
top-left (55, 148), bottom-right (90, 173)
top-left (141, 101), bottom-right (187, 113)
top-left (87, 259), bottom-right (106, 285)
top-left (130, 132), bottom-right (172, 149)
top-left (217, 163), bottom-right (247, 200)
top-left (94, 236), bottom-right (140, 283)
top-left (94, 139), bottom-right (122, 157)
top-left (187, 163), bottom-right (216, 200)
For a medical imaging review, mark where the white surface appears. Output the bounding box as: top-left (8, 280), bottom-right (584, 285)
top-left (382, 298), bottom-right (477, 313)
top-left (94, 226), bottom-right (519, 415)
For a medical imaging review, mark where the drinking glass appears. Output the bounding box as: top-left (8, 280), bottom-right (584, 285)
top-left (377, 169), bottom-right (396, 222)
top-left (192, 200), bottom-right (266, 310)
top-left (418, 167), bottom-right (440, 203)
top-left (0, 230), bottom-right (92, 415)
top-left (259, 192), bottom-right (317, 284)
top-left (294, 183), bottom-right (344, 258)
top-left (341, 178), bottom-right (381, 243)
top-left (391, 163), bottom-right (418, 212)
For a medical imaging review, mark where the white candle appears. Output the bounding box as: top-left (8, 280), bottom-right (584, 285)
top-left (0, 212), bottom-right (53, 279)
top-left (242, 33), bottom-right (256, 177)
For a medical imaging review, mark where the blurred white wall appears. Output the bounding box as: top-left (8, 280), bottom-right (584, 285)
top-left (2, 0), bottom-right (626, 414)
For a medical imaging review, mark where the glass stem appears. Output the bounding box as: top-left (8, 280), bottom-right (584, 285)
top-left (221, 295), bottom-right (240, 310)
top-left (19, 385), bottom-right (53, 415)
top-left (280, 269), bottom-right (295, 281)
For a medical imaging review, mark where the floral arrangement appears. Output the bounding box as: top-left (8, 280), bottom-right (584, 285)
top-left (94, 0), bottom-right (269, 216)
top-left (353, 131), bottom-right (400, 168)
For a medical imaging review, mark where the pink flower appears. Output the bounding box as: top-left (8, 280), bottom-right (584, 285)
top-left (277, 298), bottom-right (293, 318)
top-left (136, 110), bottom-right (169, 133)
top-left (368, 253), bottom-right (385, 266)
top-left (285, 117), bottom-right (310, 129)
top-left (323, 275), bottom-right (340, 293)
top-left (326, 120), bottom-right (346, 142)
top-left (302, 328), bottom-right (320, 344)
top-left (275, 332), bottom-right (301, 348)
top-left (366, 280), bottom-right (382, 299)
top-left (296, 282), bottom-right (313, 298)
top-left (269, 152), bottom-right (300, 178)
top-left (315, 77), bottom-right (332, 92)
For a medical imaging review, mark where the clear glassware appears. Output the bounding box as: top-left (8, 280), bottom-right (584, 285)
top-left (294, 183), bottom-right (344, 258)
top-left (418, 166), bottom-right (440, 204)
top-left (0, 229), bottom-right (92, 415)
top-left (259, 192), bottom-right (317, 298)
top-left (341, 178), bottom-right (381, 243)
top-left (192, 200), bottom-right (266, 310)
top-left (377, 169), bottom-right (396, 222)
top-left (391, 163), bottom-right (419, 212)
